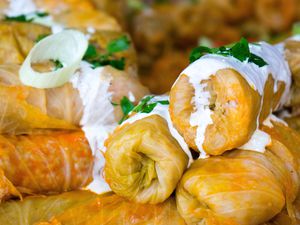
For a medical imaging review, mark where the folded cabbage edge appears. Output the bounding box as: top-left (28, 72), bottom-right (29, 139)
top-left (0, 191), bottom-right (186, 225)
top-left (0, 85), bottom-right (77, 134)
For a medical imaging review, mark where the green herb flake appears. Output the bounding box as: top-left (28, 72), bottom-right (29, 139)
top-left (83, 44), bottom-right (98, 60)
top-left (83, 36), bottom-right (130, 71)
top-left (50, 59), bottom-right (63, 71)
top-left (230, 37), bottom-right (250, 62)
top-left (157, 100), bottom-right (169, 105)
top-left (293, 22), bottom-right (300, 35)
top-left (107, 36), bottom-right (130, 54)
top-left (189, 38), bottom-right (268, 67)
top-left (117, 96), bottom-right (169, 124)
top-left (36, 12), bottom-right (49, 17)
top-left (4, 15), bottom-right (32, 22)
top-left (35, 34), bottom-right (50, 43)
top-left (4, 11), bottom-right (49, 23)
top-left (118, 96), bottom-right (135, 124)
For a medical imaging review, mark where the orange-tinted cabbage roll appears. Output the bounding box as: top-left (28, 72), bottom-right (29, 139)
top-left (0, 132), bottom-right (93, 197)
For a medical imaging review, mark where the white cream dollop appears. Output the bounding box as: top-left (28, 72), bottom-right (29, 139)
top-left (70, 62), bottom-right (118, 194)
top-left (177, 42), bottom-right (291, 156)
top-left (123, 95), bottom-right (194, 166)
top-left (5, 0), bottom-right (64, 34)
top-left (263, 114), bottom-right (288, 128)
top-left (5, 0), bottom-right (37, 17)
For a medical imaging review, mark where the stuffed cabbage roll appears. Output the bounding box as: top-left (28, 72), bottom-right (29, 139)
top-left (105, 110), bottom-right (189, 204)
top-left (0, 191), bottom-right (186, 225)
top-left (0, 131), bottom-right (93, 196)
top-left (37, 193), bottom-right (186, 225)
top-left (0, 63), bottom-right (148, 134)
top-left (0, 0), bottom-right (120, 32)
top-left (176, 120), bottom-right (300, 225)
top-left (0, 191), bottom-right (98, 225)
top-left (0, 169), bottom-right (21, 202)
top-left (170, 39), bottom-right (291, 156)
top-left (0, 22), bottom-right (51, 64)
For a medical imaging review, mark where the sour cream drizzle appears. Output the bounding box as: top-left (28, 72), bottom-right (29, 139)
top-left (5, 0), bottom-right (64, 33)
top-left (178, 42), bottom-right (291, 157)
top-left (70, 62), bottom-right (117, 194)
top-left (122, 95), bottom-right (194, 166)
top-left (5, 0), bottom-right (37, 17)
top-left (263, 114), bottom-right (288, 128)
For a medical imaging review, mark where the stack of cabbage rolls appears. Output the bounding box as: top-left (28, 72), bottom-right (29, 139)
top-left (0, 0), bottom-right (148, 204)
top-left (1, 1), bottom-right (300, 225)
top-left (102, 37), bottom-right (300, 225)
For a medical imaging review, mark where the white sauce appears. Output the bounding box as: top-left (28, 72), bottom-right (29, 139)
top-left (5, 0), bottom-right (37, 17)
top-left (128, 91), bottom-right (136, 102)
top-left (263, 114), bottom-right (288, 128)
top-left (123, 95), bottom-right (194, 166)
top-left (87, 26), bottom-right (96, 34)
top-left (177, 42), bottom-right (291, 156)
top-left (290, 35), bottom-right (300, 41)
top-left (70, 62), bottom-right (117, 194)
top-left (5, 0), bottom-right (64, 34)
top-left (238, 130), bottom-right (271, 152)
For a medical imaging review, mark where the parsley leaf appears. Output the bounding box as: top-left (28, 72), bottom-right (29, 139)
top-left (189, 46), bottom-right (212, 63)
top-left (4, 15), bottom-right (32, 22)
top-left (35, 34), bottom-right (50, 43)
top-left (118, 96), bottom-right (135, 124)
top-left (116, 96), bottom-right (170, 124)
top-left (293, 22), bottom-right (300, 35)
top-left (107, 36), bottom-right (130, 54)
top-left (4, 11), bottom-right (49, 23)
top-left (189, 37), bottom-right (268, 67)
top-left (50, 59), bottom-right (63, 71)
top-left (36, 12), bottom-right (49, 17)
top-left (83, 36), bottom-right (130, 70)
top-left (83, 44), bottom-right (98, 60)
top-left (230, 37), bottom-right (250, 62)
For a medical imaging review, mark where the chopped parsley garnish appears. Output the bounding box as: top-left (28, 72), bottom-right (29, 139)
top-left (4, 14), bottom-right (31, 22)
top-left (50, 59), bottom-right (63, 71)
top-left (4, 11), bottom-right (49, 23)
top-left (35, 34), bottom-right (50, 43)
top-left (128, 0), bottom-right (147, 11)
top-left (83, 35), bottom-right (130, 70)
top-left (107, 36), bottom-right (131, 54)
top-left (189, 37), bottom-right (268, 67)
top-left (293, 22), bottom-right (300, 35)
top-left (113, 95), bottom-right (170, 124)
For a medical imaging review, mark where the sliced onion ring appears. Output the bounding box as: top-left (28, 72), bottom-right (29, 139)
top-left (19, 30), bottom-right (88, 88)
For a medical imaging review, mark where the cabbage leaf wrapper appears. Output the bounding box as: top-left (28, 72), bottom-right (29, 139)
top-left (0, 191), bottom-right (98, 225)
top-left (0, 190), bottom-right (186, 225)
top-left (0, 22), bottom-right (51, 65)
top-left (0, 131), bottom-right (93, 198)
top-left (104, 115), bottom-right (189, 204)
top-left (170, 67), bottom-right (286, 155)
top-left (38, 193), bottom-right (186, 225)
top-left (176, 121), bottom-right (300, 225)
top-left (0, 64), bottom-right (148, 134)
top-left (0, 21), bottom-right (135, 74)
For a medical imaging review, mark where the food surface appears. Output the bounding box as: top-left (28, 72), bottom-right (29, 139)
top-left (1, 0), bottom-right (300, 225)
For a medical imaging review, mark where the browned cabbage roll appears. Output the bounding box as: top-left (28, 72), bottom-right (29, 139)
top-left (169, 42), bottom-right (290, 156)
top-left (104, 115), bottom-right (188, 204)
top-left (176, 121), bottom-right (300, 225)
top-left (0, 22), bottom-right (51, 64)
top-left (0, 0), bottom-right (120, 32)
top-left (0, 191), bottom-right (186, 225)
top-left (0, 64), bottom-right (148, 134)
top-left (254, 0), bottom-right (296, 32)
top-left (0, 131), bottom-right (93, 197)
top-left (39, 194), bottom-right (186, 225)
top-left (0, 21), bottom-right (136, 74)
